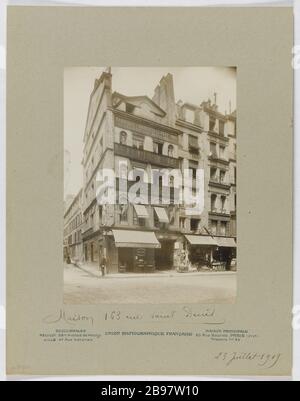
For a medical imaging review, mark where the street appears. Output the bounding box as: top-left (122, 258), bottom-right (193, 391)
top-left (64, 264), bottom-right (237, 304)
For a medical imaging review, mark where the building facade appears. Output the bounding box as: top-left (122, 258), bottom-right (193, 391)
top-left (63, 189), bottom-right (84, 263)
top-left (69, 70), bottom-right (236, 273)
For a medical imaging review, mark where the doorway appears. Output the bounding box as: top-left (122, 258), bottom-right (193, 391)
top-left (155, 241), bottom-right (174, 270)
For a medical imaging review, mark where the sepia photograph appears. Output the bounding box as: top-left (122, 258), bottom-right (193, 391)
top-left (63, 67), bottom-right (237, 304)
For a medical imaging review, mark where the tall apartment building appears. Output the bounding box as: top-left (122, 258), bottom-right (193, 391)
top-left (77, 70), bottom-right (236, 273)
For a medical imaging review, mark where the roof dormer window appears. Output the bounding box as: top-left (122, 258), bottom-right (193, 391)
top-left (126, 103), bottom-right (135, 114)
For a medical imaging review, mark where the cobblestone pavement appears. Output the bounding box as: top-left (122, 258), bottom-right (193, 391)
top-left (64, 264), bottom-right (237, 304)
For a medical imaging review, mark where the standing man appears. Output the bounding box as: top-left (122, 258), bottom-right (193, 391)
top-left (100, 255), bottom-right (107, 277)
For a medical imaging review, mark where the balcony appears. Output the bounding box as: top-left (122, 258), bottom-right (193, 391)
top-left (209, 209), bottom-right (231, 218)
top-left (208, 154), bottom-right (229, 165)
top-left (114, 143), bottom-right (180, 169)
top-left (208, 131), bottom-right (229, 142)
top-left (209, 178), bottom-right (230, 190)
top-left (189, 146), bottom-right (200, 156)
top-left (82, 227), bottom-right (93, 240)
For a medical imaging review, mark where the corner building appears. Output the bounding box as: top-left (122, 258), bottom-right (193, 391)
top-left (80, 70), bottom-right (236, 273)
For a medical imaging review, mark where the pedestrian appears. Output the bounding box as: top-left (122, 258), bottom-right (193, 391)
top-left (100, 255), bottom-right (107, 277)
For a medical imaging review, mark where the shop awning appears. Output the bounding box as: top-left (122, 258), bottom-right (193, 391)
top-left (133, 204), bottom-right (149, 219)
top-left (112, 230), bottom-right (161, 248)
top-left (216, 237), bottom-right (237, 247)
top-left (185, 235), bottom-right (218, 246)
top-left (154, 207), bottom-right (169, 223)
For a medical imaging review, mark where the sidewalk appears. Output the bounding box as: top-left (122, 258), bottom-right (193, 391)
top-left (69, 261), bottom-right (237, 279)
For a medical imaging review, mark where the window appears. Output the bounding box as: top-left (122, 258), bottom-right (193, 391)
top-left (189, 135), bottom-right (198, 148)
top-left (168, 144), bottom-right (174, 158)
top-left (191, 219), bottom-right (200, 231)
top-left (170, 176), bottom-right (175, 204)
top-left (120, 131), bottom-right (127, 145)
top-left (211, 194), bottom-right (217, 212)
top-left (210, 142), bottom-right (217, 158)
top-left (220, 146), bottom-right (225, 159)
top-left (189, 135), bottom-right (199, 155)
top-left (189, 161), bottom-right (198, 180)
top-left (234, 194), bottom-right (237, 210)
top-left (220, 221), bottom-right (227, 236)
top-left (159, 176), bottom-right (163, 202)
top-left (133, 210), bottom-right (145, 227)
top-left (210, 167), bottom-right (218, 182)
top-left (210, 220), bottom-right (217, 235)
top-left (209, 117), bottom-right (216, 131)
top-left (220, 170), bottom-right (226, 183)
top-left (180, 218), bottom-right (186, 230)
top-left (221, 196), bottom-right (226, 212)
top-left (120, 204), bottom-right (128, 223)
top-left (219, 120), bottom-right (225, 136)
top-left (133, 135), bottom-right (144, 150)
top-left (153, 141), bottom-right (163, 155)
top-left (126, 103), bottom-right (135, 113)
top-left (234, 167), bottom-right (237, 184)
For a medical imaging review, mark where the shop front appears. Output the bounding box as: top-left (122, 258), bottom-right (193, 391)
top-left (112, 229), bottom-right (161, 273)
top-left (184, 235), bottom-right (218, 270)
top-left (214, 237), bottom-right (237, 270)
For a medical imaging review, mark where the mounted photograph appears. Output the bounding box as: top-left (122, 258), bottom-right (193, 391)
top-left (63, 67), bottom-right (237, 304)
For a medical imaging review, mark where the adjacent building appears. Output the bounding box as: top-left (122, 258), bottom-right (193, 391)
top-left (65, 69), bottom-right (237, 273)
top-left (63, 189), bottom-right (84, 263)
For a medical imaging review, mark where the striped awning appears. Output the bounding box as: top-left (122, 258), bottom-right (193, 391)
top-left (185, 235), bottom-right (218, 246)
top-left (113, 230), bottom-right (161, 249)
top-left (216, 237), bottom-right (237, 247)
top-left (154, 207), bottom-right (169, 223)
top-left (133, 204), bottom-right (149, 219)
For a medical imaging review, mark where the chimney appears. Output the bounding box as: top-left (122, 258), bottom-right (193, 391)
top-left (214, 92), bottom-right (217, 105)
top-left (152, 73), bottom-right (176, 126)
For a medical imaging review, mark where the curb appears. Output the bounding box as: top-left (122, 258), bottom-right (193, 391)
top-left (70, 264), bottom-right (237, 279)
